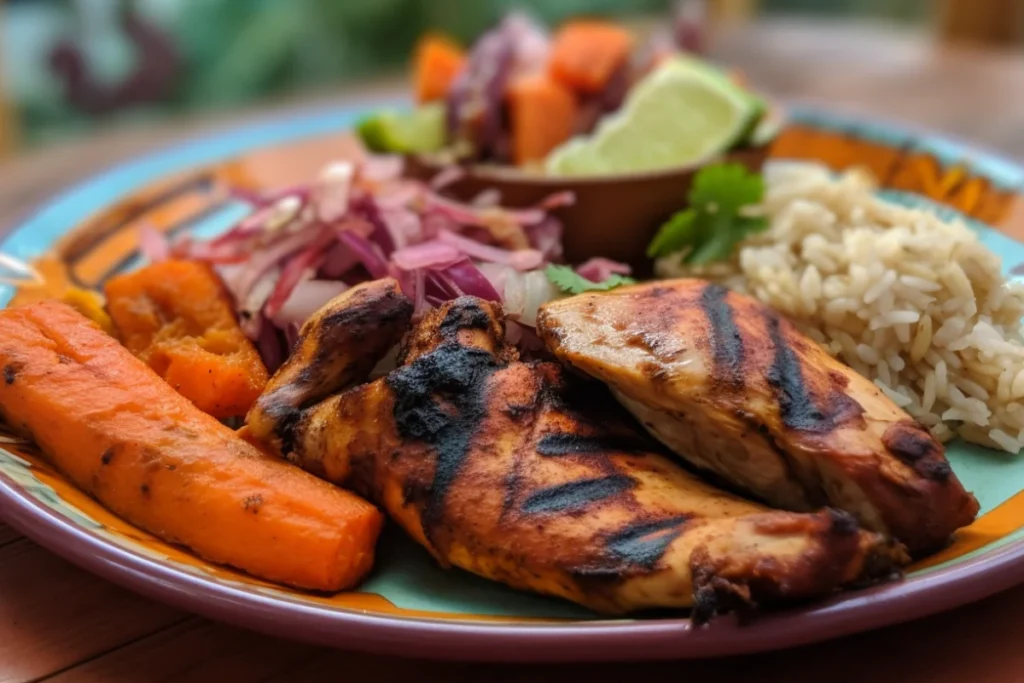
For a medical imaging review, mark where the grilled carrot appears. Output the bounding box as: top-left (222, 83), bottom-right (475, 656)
top-left (105, 260), bottom-right (269, 419)
top-left (0, 301), bottom-right (383, 591)
top-left (413, 34), bottom-right (466, 103)
top-left (548, 21), bottom-right (633, 94)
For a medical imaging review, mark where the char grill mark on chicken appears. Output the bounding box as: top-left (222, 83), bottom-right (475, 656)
top-left (701, 283), bottom-right (746, 389)
top-left (246, 279), bottom-right (908, 618)
top-left (536, 278), bottom-right (979, 555)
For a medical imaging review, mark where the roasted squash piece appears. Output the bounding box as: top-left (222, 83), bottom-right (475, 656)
top-left (105, 260), bottom-right (269, 418)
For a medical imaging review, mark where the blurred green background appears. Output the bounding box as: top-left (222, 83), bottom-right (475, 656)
top-left (0, 0), bottom-right (978, 148)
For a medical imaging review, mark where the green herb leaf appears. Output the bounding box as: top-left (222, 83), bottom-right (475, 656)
top-left (646, 209), bottom-right (697, 258)
top-left (545, 264), bottom-right (636, 295)
top-left (646, 163), bottom-right (768, 263)
top-left (689, 162), bottom-right (765, 211)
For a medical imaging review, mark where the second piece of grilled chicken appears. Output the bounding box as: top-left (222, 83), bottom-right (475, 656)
top-left (248, 280), bottom-right (906, 619)
top-left (536, 279), bottom-right (979, 555)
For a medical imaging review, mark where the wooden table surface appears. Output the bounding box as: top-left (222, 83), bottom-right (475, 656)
top-left (3, 18), bottom-right (1024, 683)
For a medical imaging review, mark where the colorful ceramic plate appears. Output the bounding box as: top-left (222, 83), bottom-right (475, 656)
top-left (2, 102), bottom-right (1024, 662)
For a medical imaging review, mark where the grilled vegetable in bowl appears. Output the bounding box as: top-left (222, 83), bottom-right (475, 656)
top-left (359, 14), bottom-right (774, 173)
top-left (359, 14), bottom-right (779, 273)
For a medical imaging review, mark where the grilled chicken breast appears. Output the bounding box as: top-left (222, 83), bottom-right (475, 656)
top-left (248, 281), bottom-right (906, 618)
top-left (536, 279), bottom-right (979, 555)
top-left (247, 278), bottom-right (413, 456)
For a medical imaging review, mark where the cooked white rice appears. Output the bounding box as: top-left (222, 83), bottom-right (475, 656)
top-left (657, 161), bottom-right (1024, 453)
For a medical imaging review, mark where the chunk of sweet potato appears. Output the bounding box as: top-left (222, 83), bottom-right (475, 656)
top-left (105, 260), bottom-right (269, 418)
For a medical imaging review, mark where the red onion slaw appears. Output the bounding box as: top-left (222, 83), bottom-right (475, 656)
top-left (140, 155), bottom-right (625, 370)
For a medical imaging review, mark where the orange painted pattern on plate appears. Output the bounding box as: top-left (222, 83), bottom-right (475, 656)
top-left (772, 125), bottom-right (1024, 235)
top-left (912, 490), bottom-right (1024, 571)
top-left (72, 193), bottom-right (216, 288)
top-left (6, 430), bottom-right (1023, 620)
top-left (23, 127), bottom-right (1024, 293)
top-left (2, 442), bottom-right (560, 624)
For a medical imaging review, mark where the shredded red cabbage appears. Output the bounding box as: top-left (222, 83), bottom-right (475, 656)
top-left (391, 241), bottom-right (462, 271)
top-left (263, 227), bottom-right (336, 319)
top-left (576, 257), bottom-right (632, 283)
top-left (176, 155), bottom-right (573, 365)
top-left (446, 13), bottom-right (550, 162)
top-left (339, 230), bottom-right (390, 279)
top-left (437, 229), bottom-right (543, 270)
top-left (255, 320), bottom-right (286, 374)
top-left (441, 258), bottom-right (503, 301)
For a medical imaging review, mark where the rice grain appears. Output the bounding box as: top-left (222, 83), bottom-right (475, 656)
top-left (658, 161), bottom-right (1024, 452)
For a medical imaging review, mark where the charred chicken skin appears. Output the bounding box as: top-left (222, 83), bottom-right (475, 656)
top-left (536, 279), bottom-right (979, 555)
top-left (248, 279), bottom-right (906, 619)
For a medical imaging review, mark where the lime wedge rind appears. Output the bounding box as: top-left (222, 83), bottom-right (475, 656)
top-left (546, 57), bottom-right (762, 177)
top-left (357, 103), bottom-right (447, 155)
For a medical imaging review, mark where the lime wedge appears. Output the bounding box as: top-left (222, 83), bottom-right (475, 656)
top-left (545, 137), bottom-right (610, 176)
top-left (546, 57), bottom-right (761, 176)
top-left (357, 103), bottom-right (446, 154)
top-left (673, 55), bottom-right (766, 121)
top-left (671, 55), bottom-right (767, 144)
top-left (746, 106), bottom-right (784, 147)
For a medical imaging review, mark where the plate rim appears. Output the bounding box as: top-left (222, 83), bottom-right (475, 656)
top-left (2, 101), bottom-right (1024, 661)
top-left (3, 464), bottom-right (1024, 661)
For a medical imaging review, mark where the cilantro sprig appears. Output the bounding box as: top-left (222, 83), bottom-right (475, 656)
top-left (647, 163), bottom-right (767, 264)
top-left (545, 264), bottom-right (636, 295)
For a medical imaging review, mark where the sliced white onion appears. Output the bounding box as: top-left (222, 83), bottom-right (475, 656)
top-left (314, 162), bottom-right (354, 223)
top-left (271, 279), bottom-right (350, 328)
top-left (500, 267), bottom-right (526, 318)
top-left (516, 269), bottom-right (560, 327)
top-left (477, 262), bottom-right (512, 295)
top-left (478, 265), bottom-right (558, 327)
top-left (264, 195), bottom-right (305, 233)
top-left (238, 267), bottom-right (281, 338)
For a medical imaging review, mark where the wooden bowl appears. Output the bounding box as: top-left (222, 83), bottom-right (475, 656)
top-left (405, 144), bottom-right (771, 277)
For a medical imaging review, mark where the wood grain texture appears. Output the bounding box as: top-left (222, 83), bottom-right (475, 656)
top-left (42, 620), bottom-right (312, 683)
top-left (23, 583), bottom-right (1024, 683)
top-left (2, 17), bottom-right (1024, 683)
top-left (0, 539), bottom-right (185, 683)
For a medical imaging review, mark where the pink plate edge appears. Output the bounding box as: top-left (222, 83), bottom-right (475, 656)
top-left (2, 467), bottom-right (1024, 662)
top-left (1, 102), bottom-right (1024, 661)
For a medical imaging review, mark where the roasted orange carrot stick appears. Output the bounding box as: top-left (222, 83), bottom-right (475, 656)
top-left (413, 34), bottom-right (466, 103)
top-left (548, 21), bottom-right (633, 94)
top-left (507, 73), bottom-right (578, 166)
top-left (0, 301), bottom-right (383, 591)
top-left (105, 260), bottom-right (269, 419)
